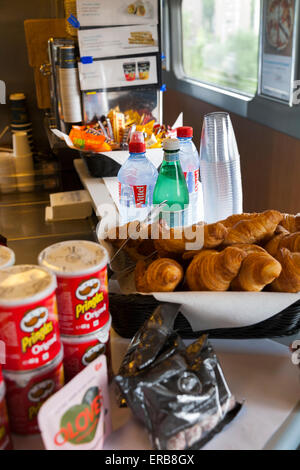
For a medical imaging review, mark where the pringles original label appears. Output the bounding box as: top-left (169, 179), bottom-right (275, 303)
top-left (56, 268), bottom-right (109, 335)
top-left (0, 266), bottom-right (61, 371)
top-left (3, 351), bottom-right (64, 435)
top-left (38, 355), bottom-right (111, 450)
top-left (38, 241), bottom-right (110, 336)
top-left (75, 278), bottom-right (102, 318)
top-left (61, 320), bottom-right (111, 382)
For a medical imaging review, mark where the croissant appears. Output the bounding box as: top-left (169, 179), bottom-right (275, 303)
top-left (154, 222), bottom-right (228, 256)
top-left (280, 214), bottom-right (300, 233)
top-left (265, 232), bottom-right (300, 257)
top-left (135, 258), bottom-right (184, 293)
top-left (203, 222), bottom-right (228, 249)
top-left (271, 248), bottom-right (300, 293)
top-left (186, 247), bottom-right (247, 291)
top-left (231, 245), bottom-right (281, 292)
top-left (220, 213), bottom-right (258, 228)
top-left (223, 210), bottom-right (283, 246)
top-left (105, 220), bottom-right (151, 246)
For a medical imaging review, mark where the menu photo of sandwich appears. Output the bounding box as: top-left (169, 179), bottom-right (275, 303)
top-left (128, 31), bottom-right (156, 46)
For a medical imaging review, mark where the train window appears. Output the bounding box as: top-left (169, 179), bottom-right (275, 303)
top-left (181, 0), bottom-right (261, 97)
top-left (165, 0), bottom-right (300, 139)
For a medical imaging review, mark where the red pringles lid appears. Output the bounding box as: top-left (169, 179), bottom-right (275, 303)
top-left (177, 126), bottom-right (193, 138)
top-left (129, 131), bottom-right (146, 153)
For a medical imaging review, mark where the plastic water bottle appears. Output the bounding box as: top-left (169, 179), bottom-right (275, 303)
top-left (199, 112), bottom-right (243, 224)
top-left (153, 138), bottom-right (189, 228)
top-left (117, 131), bottom-right (158, 223)
top-left (177, 126), bottom-right (200, 224)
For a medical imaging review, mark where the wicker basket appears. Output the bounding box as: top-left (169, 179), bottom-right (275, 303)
top-left (109, 293), bottom-right (300, 340)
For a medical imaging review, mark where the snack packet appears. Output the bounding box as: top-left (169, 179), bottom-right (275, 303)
top-left (69, 126), bottom-right (112, 152)
top-left (115, 305), bottom-right (242, 450)
top-left (38, 355), bottom-right (111, 450)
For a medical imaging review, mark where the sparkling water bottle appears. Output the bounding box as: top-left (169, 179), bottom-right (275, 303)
top-left (199, 112), bottom-right (243, 224)
top-left (117, 132), bottom-right (158, 223)
top-left (153, 138), bottom-right (189, 228)
top-left (177, 126), bottom-right (200, 224)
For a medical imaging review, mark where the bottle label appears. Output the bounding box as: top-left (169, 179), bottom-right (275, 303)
top-left (119, 183), bottom-right (152, 208)
top-left (133, 185), bottom-right (147, 207)
top-left (164, 153), bottom-right (179, 162)
top-left (159, 208), bottom-right (190, 228)
top-left (184, 169), bottom-right (199, 194)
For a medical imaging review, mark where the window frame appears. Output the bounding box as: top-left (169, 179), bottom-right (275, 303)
top-left (163, 0), bottom-right (300, 140)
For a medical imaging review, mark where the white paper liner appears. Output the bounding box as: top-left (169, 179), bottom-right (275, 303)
top-left (152, 291), bottom-right (300, 331)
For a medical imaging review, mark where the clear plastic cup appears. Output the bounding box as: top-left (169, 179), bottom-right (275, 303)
top-left (13, 131), bottom-right (32, 157)
top-left (200, 112), bottom-right (243, 223)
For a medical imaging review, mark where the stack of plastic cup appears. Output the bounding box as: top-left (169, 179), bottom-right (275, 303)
top-left (199, 112), bottom-right (243, 224)
top-left (0, 152), bottom-right (16, 194)
top-left (13, 131), bottom-right (34, 192)
top-left (9, 93), bottom-right (35, 156)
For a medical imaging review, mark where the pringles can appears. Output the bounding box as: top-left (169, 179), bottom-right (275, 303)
top-left (38, 241), bottom-right (110, 336)
top-left (61, 316), bottom-right (112, 382)
top-left (0, 366), bottom-right (13, 449)
top-left (3, 348), bottom-right (64, 434)
top-left (0, 246), bottom-right (15, 269)
top-left (0, 265), bottom-right (61, 371)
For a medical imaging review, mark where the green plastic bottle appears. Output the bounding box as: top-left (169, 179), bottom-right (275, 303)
top-left (153, 138), bottom-right (189, 227)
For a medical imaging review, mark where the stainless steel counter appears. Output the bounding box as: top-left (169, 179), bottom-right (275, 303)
top-left (0, 190), bottom-right (97, 264)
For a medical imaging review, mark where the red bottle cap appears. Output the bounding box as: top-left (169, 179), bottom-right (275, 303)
top-left (129, 142), bottom-right (146, 153)
top-left (177, 126), bottom-right (193, 138)
top-left (129, 131), bottom-right (146, 153)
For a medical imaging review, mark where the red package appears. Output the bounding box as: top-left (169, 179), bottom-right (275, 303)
top-left (39, 241), bottom-right (110, 336)
top-left (0, 266), bottom-right (61, 371)
top-left (61, 317), bottom-right (111, 382)
top-left (3, 348), bottom-right (64, 434)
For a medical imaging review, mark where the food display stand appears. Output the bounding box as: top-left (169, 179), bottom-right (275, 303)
top-left (1, 0), bottom-right (300, 454)
top-left (4, 158), bottom-right (299, 451)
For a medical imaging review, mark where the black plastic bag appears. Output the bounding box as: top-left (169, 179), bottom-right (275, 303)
top-left (115, 304), bottom-right (242, 450)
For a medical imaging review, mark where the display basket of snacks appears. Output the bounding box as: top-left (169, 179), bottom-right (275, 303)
top-left (100, 211), bottom-right (300, 339)
top-left (52, 106), bottom-right (175, 178)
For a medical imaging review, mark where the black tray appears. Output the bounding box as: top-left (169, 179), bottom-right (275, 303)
top-left (109, 293), bottom-right (300, 340)
top-left (81, 152), bottom-right (121, 177)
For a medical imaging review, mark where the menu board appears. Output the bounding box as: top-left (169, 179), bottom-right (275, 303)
top-left (76, 0), bottom-right (161, 93)
top-left (79, 55), bottom-right (158, 91)
top-left (78, 24), bottom-right (159, 59)
top-left (76, 0), bottom-right (158, 27)
top-left (259, 0), bottom-right (299, 105)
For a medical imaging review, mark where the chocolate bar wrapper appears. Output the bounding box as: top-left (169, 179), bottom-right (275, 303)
top-left (115, 305), bottom-right (242, 450)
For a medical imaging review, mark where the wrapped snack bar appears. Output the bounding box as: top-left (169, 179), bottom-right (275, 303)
top-left (115, 304), bottom-right (242, 450)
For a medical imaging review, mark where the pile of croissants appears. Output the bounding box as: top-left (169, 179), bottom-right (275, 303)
top-left (104, 210), bottom-right (300, 293)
